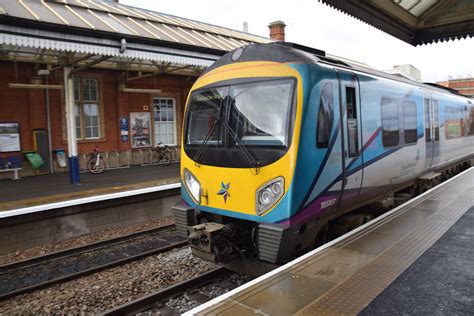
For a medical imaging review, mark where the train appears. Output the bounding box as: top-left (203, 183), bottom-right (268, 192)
top-left (172, 42), bottom-right (474, 272)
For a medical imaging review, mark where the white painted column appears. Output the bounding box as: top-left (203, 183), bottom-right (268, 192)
top-left (63, 66), bottom-right (80, 183)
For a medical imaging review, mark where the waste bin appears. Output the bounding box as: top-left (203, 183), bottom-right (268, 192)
top-left (23, 151), bottom-right (44, 170)
top-left (54, 149), bottom-right (67, 167)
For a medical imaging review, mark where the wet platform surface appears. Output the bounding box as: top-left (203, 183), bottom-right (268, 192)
top-left (187, 168), bottom-right (474, 315)
top-left (0, 164), bottom-right (179, 211)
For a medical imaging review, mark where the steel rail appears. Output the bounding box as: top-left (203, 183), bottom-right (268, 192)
top-left (0, 225), bottom-right (187, 301)
top-left (102, 267), bottom-right (228, 316)
top-left (0, 224), bottom-right (175, 273)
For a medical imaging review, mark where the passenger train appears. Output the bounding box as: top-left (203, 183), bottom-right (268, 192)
top-left (172, 42), bottom-right (474, 271)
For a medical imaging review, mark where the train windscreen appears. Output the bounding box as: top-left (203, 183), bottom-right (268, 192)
top-left (184, 78), bottom-right (296, 168)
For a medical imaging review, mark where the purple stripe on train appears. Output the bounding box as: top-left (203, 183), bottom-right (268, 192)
top-left (278, 193), bottom-right (339, 226)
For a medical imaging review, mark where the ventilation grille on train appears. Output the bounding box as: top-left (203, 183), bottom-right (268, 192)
top-left (171, 205), bottom-right (194, 238)
top-left (258, 223), bottom-right (285, 263)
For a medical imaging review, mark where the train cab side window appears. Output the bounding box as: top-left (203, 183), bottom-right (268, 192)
top-left (403, 101), bottom-right (417, 144)
top-left (381, 98), bottom-right (400, 147)
top-left (346, 87), bottom-right (359, 156)
top-left (316, 83), bottom-right (334, 148)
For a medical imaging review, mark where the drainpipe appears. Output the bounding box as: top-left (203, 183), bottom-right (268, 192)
top-left (63, 66), bottom-right (80, 184)
top-left (44, 76), bottom-right (54, 174)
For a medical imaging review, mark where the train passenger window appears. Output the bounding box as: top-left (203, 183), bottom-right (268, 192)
top-left (403, 101), bottom-right (417, 144)
top-left (316, 83), bottom-right (334, 148)
top-left (381, 98), bottom-right (400, 147)
top-left (346, 87), bottom-right (359, 156)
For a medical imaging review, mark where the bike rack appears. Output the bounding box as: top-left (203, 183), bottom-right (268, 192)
top-left (105, 151), bottom-right (130, 170)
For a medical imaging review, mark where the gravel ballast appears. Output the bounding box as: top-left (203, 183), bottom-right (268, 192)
top-left (0, 247), bottom-right (216, 314)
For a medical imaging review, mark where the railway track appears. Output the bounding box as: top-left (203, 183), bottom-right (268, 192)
top-left (103, 267), bottom-right (232, 315)
top-left (0, 224), bottom-right (186, 301)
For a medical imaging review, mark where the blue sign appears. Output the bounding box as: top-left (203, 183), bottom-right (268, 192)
top-left (120, 117), bottom-right (129, 142)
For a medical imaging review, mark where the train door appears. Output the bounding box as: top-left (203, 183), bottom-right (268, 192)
top-left (337, 70), bottom-right (363, 205)
top-left (424, 98), bottom-right (440, 169)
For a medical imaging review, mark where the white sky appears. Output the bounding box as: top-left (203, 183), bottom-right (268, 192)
top-left (121, 0), bottom-right (474, 82)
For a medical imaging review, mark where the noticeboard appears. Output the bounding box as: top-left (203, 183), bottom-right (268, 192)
top-left (130, 112), bottom-right (151, 148)
top-left (0, 123), bottom-right (21, 152)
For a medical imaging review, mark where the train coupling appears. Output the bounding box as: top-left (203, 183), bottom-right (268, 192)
top-left (188, 222), bottom-right (225, 254)
top-left (187, 221), bottom-right (254, 264)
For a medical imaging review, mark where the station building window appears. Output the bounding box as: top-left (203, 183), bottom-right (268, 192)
top-left (381, 98), bottom-right (400, 147)
top-left (73, 78), bottom-right (101, 140)
top-left (403, 101), bottom-right (417, 144)
top-left (316, 82), bottom-right (334, 148)
top-left (153, 97), bottom-right (177, 146)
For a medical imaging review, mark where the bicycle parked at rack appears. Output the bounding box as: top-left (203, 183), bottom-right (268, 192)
top-left (87, 146), bottom-right (106, 174)
top-left (153, 142), bottom-right (172, 166)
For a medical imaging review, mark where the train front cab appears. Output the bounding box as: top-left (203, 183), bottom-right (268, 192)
top-left (172, 61), bottom-right (306, 267)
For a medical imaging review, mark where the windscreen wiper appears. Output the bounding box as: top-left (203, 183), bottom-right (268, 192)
top-left (221, 98), bottom-right (261, 174)
top-left (193, 108), bottom-right (221, 163)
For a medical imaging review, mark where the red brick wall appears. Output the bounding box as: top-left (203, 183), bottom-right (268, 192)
top-left (0, 61), bottom-right (195, 159)
top-left (437, 78), bottom-right (474, 96)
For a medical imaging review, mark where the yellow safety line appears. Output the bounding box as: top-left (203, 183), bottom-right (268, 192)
top-left (41, 0), bottom-right (69, 25)
top-left (65, 4), bottom-right (95, 29)
top-left (128, 17), bottom-right (160, 39)
top-left (87, 9), bottom-right (117, 32)
top-left (18, 0), bottom-right (40, 21)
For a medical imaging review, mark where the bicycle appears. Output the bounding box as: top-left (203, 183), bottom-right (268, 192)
top-left (153, 142), bottom-right (172, 166)
top-left (87, 146), bottom-right (106, 174)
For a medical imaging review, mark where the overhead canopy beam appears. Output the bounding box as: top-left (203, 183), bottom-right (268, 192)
top-left (9, 83), bottom-right (64, 89)
top-left (70, 55), bottom-right (111, 75)
top-left (119, 84), bottom-right (162, 94)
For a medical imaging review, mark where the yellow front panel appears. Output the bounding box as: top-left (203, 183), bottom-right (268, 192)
top-left (181, 61), bottom-right (303, 216)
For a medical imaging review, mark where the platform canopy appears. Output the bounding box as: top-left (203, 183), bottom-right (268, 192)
top-left (319, 0), bottom-right (474, 46)
top-left (0, 0), bottom-right (271, 75)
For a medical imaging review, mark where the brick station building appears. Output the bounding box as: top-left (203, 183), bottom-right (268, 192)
top-left (437, 78), bottom-right (474, 98)
top-left (0, 0), bottom-right (272, 181)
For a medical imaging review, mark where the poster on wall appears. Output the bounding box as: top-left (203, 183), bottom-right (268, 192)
top-left (0, 123), bottom-right (21, 152)
top-left (130, 112), bottom-right (151, 148)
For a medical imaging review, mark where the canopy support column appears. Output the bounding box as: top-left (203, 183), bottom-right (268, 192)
top-left (63, 66), bottom-right (80, 184)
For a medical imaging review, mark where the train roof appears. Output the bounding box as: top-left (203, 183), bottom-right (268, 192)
top-left (206, 42), bottom-right (471, 101)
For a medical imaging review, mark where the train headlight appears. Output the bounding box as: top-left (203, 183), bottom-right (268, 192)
top-left (184, 169), bottom-right (201, 204)
top-left (256, 177), bottom-right (284, 216)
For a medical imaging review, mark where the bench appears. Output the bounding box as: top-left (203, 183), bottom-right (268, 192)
top-left (0, 156), bottom-right (22, 180)
top-left (0, 168), bottom-right (21, 180)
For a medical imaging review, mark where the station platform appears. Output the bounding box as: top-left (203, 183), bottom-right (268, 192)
top-left (186, 168), bottom-right (474, 315)
top-left (0, 164), bottom-right (180, 215)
